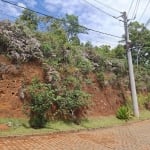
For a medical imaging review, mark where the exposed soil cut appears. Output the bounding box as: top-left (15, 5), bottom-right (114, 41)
top-left (0, 54), bottom-right (126, 118)
top-left (0, 55), bottom-right (44, 118)
top-left (83, 73), bottom-right (125, 117)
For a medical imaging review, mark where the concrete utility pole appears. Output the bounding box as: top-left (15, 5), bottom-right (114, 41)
top-left (122, 12), bottom-right (139, 117)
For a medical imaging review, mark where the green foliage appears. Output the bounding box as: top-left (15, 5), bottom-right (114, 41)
top-left (96, 72), bottom-right (105, 88)
top-left (137, 93), bottom-right (150, 110)
top-left (111, 45), bottom-right (126, 59)
top-left (64, 75), bottom-right (80, 88)
top-left (16, 9), bottom-right (39, 30)
top-left (138, 94), bottom-right (148, 109)
top-left (63, 14), bottom-right (87, 42)
top-left (116, 106), bottom-right (132, 120)
top-left (128, 21), bottom-right (150, 68)
top-left (0, 34), bottom-right (9, 52)
top-left (85, 41), bottom-right (93, 49)
top-left (144, 96), bottom-right (150, 111)
top-left (76, 58), bottom-right (93, 74)
top-left (110, 59), bottom-right (127, 78)
top-left (134, 66), bottom-right (150, 92)
top-left (41, 43), bottom-right (52, 57)
top-left (27, 76), bottom-right (90, 127)
top-left (56, 89), bottom-right (89, 122)
top-left (28, 78), bottom-right (56, 128)
top-left (96, 45), bottom-right (111, 57)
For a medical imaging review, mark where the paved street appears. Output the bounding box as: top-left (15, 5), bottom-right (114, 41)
top-left (0, 120), bottom-right (150, 150)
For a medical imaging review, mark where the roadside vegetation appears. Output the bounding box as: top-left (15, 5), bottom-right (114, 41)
top-left (0, 110), bottom-right (150, 137)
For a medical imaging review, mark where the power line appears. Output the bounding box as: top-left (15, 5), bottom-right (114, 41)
top-left (82, 0), bottom-right (121, 21)
top-left (132, 0), bottom-right (141, 19)
top-left (1, 0), bottom-right (62, 21)
top-left (128, 0), bottom-right (135, 16)
top-left (36, 1), bottom-right (54, 16)
top-left (85, 27), bottom-right (121, 38)
top-left (139, 0), bottom-right (150, 21)
top-left (93, 0), bottom-right (120, 13)
top-left (1, 0), bottom-right (122, 39)
top-left (81, 33), bottom-right (120, 43)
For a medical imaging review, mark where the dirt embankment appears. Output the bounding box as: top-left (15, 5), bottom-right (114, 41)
top-left (83, 73), bottom-right (125, 117)
top-left (0, 55), bottom-right (44, 118)
top-left (0, 55), bottom-right (125, 118)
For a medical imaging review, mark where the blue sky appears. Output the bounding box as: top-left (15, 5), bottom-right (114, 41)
top-left (0, 0), bottom-right (150, 47)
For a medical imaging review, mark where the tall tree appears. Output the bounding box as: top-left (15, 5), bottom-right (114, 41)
top-left (128, 21), bottom-right (150, 67)
top-left (111, 44), bottom-right (126, 59)
top-left (16, 9), bottom-right (38, 30)
top-left (63, 14), bottom-right (87, 44)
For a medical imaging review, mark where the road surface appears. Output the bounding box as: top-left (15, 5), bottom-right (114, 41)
top-left (0, 120), bottom-right (150, 150)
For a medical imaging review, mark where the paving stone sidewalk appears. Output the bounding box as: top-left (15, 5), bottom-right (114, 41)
top-left (0, 120), bottom-right (150, 150)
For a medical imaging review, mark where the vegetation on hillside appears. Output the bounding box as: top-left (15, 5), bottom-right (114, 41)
top-left (0, 10), bottom-right (150, 127)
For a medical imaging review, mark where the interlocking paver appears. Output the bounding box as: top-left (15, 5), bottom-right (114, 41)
top-left (0, 120), bottom-right (150, 150)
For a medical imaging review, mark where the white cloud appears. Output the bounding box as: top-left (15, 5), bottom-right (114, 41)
top-left (42, 0), bottom-right (126, 47)
top-left (17, 2), bottom-right (26, 8)
top-left (24, 0), bottom-right (37, 7)
top-left (1, 0), bottom-right (150, 47)
top-left (0, 0), bottom-right (21, 19)
top-left (0, 0), bottom-right (36, 20)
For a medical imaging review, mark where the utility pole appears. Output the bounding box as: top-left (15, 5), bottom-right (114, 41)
top-left (122, 12), bottom-right (139, 117)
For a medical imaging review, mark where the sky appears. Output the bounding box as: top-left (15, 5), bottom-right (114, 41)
top-left (0, 0), bottom-right (150, 48)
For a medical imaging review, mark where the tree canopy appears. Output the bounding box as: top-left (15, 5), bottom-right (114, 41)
top-left (128, 21), bottom-right (150, 68)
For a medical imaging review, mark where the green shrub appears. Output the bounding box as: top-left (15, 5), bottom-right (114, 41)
top-left (144, 94), bottom-right (150, 110)
top-left (29, 114), bottom-right (47, 129)
top-left (116, 106), bottom-right (132, 120)
top-left (56, 89), bottom-right (89, 123)
top-left (96, 72), bottom-right (105, 88)
top-left (41, 43), bottom-right (52, 57)
top-left (64, 75), bottom-right (80, 87)
top-left (27, 78), bottom-right (90, 126)
top-left (136, 93), bottom-right (150, 109)
top-left (28, 78), bottom-right (56, 128)
top-left (76, 58), bottom-right (93, 74)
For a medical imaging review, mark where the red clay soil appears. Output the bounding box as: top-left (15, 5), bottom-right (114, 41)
top-left (0, 54), bottom-right (125, 118)
top-left (0, 124), bottom-right (10, 131)
top-left (0, 55), bottom-right (44, 118)
top-left (83, 73), bottom-right (125, 117)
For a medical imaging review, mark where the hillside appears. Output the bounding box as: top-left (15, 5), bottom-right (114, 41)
top-left (0, 16), bottom-right (149, 128)
top-left (0, 54), bottom-right (125, 118)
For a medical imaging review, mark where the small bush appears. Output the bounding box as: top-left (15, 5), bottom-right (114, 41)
top-left (137, 93), bottom-right (150, 109)
top-left (144, 94), bottom-right (150, 110)
top-left (56, 89), bottom-right (89, 123)
top-left (29, 114), bottom-right (47, 129)
top-left (28, 78), bottom-right (56, 128)
top-left (116, 106), bottom-right (132, 120)
top-left (41, 43), bottom-right (52, 57)
top-left (96, 72), bottom-right (105, 88)
top-left (76, 58), bottom-right (93, 74)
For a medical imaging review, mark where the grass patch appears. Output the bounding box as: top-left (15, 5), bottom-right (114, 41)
top-left (0, 110), bottom-right (150, 137)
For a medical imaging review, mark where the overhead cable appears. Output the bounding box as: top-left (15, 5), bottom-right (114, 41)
top-left (132, 0), bottom-right (141, 19)
top-left (139, 0), bottom-right (150, 21)
top-left (1, 0), bottom-right (62, 21)
top-left (1, 0), bottom-right (122, 39)
top-left (128, 0), bottom-right (135, 16)
top-left (93, 0), bottom-right (120, 13)
top-left (82, 0), bottom-right (121, 21)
